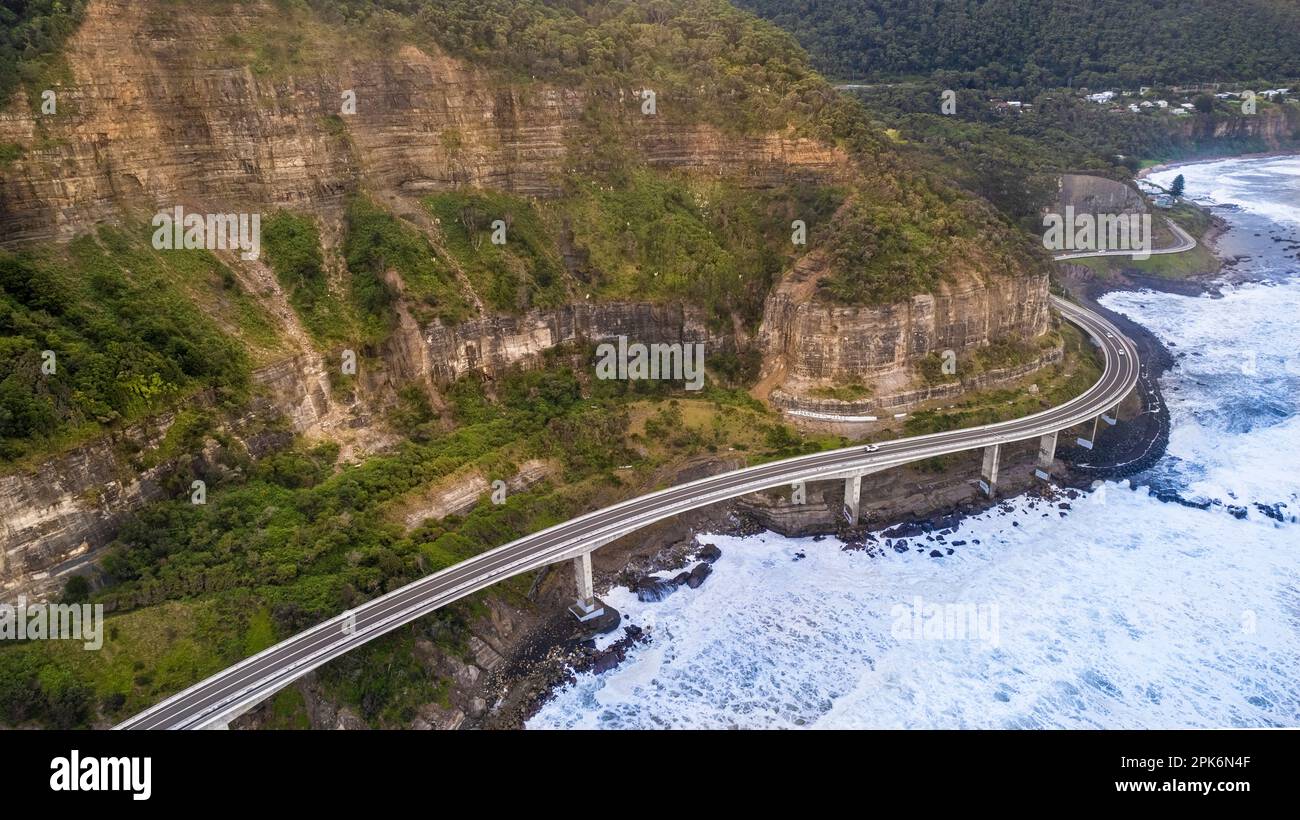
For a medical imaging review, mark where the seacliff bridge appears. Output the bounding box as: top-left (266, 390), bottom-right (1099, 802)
top-left (117, 292), bottom-right (1139, 730)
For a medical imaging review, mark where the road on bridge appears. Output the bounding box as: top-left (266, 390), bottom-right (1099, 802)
top-left (118, 295), bottom-right (1138, 730)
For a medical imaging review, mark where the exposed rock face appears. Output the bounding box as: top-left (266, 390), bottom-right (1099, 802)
top-left (0, 0), bottom-right (848, 246)
top-left (757, 252), bottom-right (1052, 415)
top-left (0, 0), bottom-right (1055, 602)
top-left (0, 350), bottom-right (382, 601)
top-left (424, 301), bottom-right (722, 382)
top-left (1055, 174), bottom-right (1148, 215)
top-left (736, 442), bottom-right (1042, 535)
top-left (0, 422), bottom-right (177, 599)
top-left (1166, 105), bottom-right (1300, 152)
top-left (768, 347), bottom-right (1061, 418)
top-left (395, 458), bottom-right (554, 530)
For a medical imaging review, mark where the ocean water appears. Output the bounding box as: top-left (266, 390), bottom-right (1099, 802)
top-left (528, 156), bottom-right (1300, 729)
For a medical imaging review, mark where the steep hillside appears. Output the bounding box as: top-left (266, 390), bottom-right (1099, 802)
top-left (0, 0), bottom-right (1052, 460)
top-left (737, 0), bottom-right (1300, 89)
top-left (0, 0), bottom-right (1062, 728)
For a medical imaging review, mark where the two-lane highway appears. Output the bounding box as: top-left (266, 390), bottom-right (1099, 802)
top-left (118, 294), bottom-right (1137, 729)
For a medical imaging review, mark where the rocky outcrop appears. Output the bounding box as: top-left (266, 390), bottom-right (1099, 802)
top-left (736, 442), bottom-right (1042, 535)
top-left (424, 301), bottom-right (722, 382)
top-left (1164, 104), bottom-right (1300, 153)
top-left (1055, 174), bottom-right (1147, 215)
top-left (768, 346), bottom-right (1061, 417)
top-left (0, 349), bottom-right (383, 601)
top-left (0, 0), bottom-right (849, 246)
top-left (394, 459), bottom-right (554, 530)
top-left (756, 251), bottom-right (1052, 416)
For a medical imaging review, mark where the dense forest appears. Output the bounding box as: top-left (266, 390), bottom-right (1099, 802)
top-left (736, 0), bottom-right (1300, 91)
top-left (0, 0), bottom-right (88, 104)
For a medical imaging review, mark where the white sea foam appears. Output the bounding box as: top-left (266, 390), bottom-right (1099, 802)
top-left (530, 490), bottom-right (1299, 729)
top-left (528, 156), bottom-right (1300, 730)
top-left (1150, 156), bottom-right (1300, 227)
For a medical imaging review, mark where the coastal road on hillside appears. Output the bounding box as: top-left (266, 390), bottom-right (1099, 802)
top-left (118, 294), bottom-right (1138, 730)
top-left (1052, 216), bottom-right (1196, 261)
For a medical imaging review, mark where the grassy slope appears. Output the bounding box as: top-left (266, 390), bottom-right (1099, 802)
top-left (0, 226), bottom-right (282, 467)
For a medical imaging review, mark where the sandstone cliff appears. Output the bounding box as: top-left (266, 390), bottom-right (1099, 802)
top-left (0, 0), bottom-right (847, 247)
top-left (0, 0), bottom-right (1055, 601)
top-left (756, 249), bottom-right (1053, 417)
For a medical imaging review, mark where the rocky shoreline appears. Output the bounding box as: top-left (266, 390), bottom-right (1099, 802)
top-left (405, 163), bottom-right (1271, 730)
top-left (479, 195), bottom-right (1260, 729)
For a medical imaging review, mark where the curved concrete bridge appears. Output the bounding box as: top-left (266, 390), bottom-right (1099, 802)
top-left (118, 295), bottom-right (1138, 729)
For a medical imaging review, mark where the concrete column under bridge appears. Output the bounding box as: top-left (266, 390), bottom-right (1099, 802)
top-left (1036, 431), bottom-right (1059, 480)
top-left (1076, 404), bottom-right (1119, 451)
top-left (566, 550), bottom-right (621, 635)
top-left (568, 552), bottom-right (603, 621)
top-left (844, 473), bottom-right (863, 524)
top-left (980, 443), bottom-right (1001, 497)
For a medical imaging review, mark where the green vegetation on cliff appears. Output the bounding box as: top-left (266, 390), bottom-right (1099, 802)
top-left (342, 196), bottom-right (472, 332)
top-left (424, 190), bottom-right (568, 313)
top-left (0, 0), bottom-right (88, 106)
top-left (737, 0), bottom-right (1300, 91)
top-left (261, 211), bottom-right (360, 347)
top-left (307, 0), bottom-right (823, 132)
top-left (0, 228), bottom-right (272, 464)
top-left (556, 171), bottom-right (843, 327)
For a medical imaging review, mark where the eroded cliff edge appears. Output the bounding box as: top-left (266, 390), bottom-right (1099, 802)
top-left (0, 0), bottom-right (1055, 607)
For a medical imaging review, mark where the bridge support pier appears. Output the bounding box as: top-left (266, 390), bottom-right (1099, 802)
top-left (1038, 431), bottom-right (1058, 469)
top-left (568, 552), bottom-right (606, 622)
top-left (1034, 431), bottom-right (1059, 481)
top-left (843, 473), bottom-right (862, 524)
top-left (980, 444), bottom-right (1001, 497)
top-left (1076, 415), bottom-right (1101, 450)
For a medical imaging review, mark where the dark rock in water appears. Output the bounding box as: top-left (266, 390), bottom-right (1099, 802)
top-left (624, 625), bottom-right (643, 639)
top-left (592, 652), bottom-right (622, 674)
top-left (933, 513), bottom-right (962, 530)
top-left (883, 521), bottom-right (927, 539)
top-left (1012, 521), bottom-right (1020, 527)
top-left (1058, 502), bottom-right (1072, 510)
top-left (812, 534), bottom-right (826, 542)
top-left (696, 543), bottom-right (723, 563)
top-left (793, 550), bottom-right (807, 561)
top-left (1153, 489), bottom-right (1212, 510)
top-left (686, 562), bottom-right (713, 589)
top-left (1227, 506), bottom-right (1248, 520)
top-left (893, 543), bottom-right (908, 554)
top-left (574, 604), bottom-right (623, 640)
top-left (973, 539), bottom-right (980, 545)
top-left (635, 576), bottom-right (679, 602)
top-left (929, 549), bottom-right (944, 558)
top-left (951, 540), bottom-right (966, 547)
top-left (673, 571), bottom-right (692, 586)
top-left (946, 548), bottom-right (954, 555)
top-left (896, 539), bottom-right (907, 549)
top-left (1255, 502), bottom-right (1286, 522)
